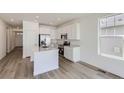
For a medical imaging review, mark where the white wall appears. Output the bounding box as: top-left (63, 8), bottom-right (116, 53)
top-left (78, 14), bottom-right (124, 78)
top-left (23, 21), bottom-right (39, 60)
top-left (0, 19), bottom-right (7, 60)
top-left (6, 27), bottom-right (16, 53)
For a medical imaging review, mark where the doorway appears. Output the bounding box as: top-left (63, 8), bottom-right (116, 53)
top-left (15, 32), bottom-right (23, 48)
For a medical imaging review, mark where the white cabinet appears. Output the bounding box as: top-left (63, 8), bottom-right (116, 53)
top-left (67, 23), bottom-right (80, 40)
top-left (115, 14), bottom-right (124, 26)
top-left (69, 23), bottom-right (80, 40)
top-left (61, 26), bottom-right (67, 34)
top-left (107, 16), bottom-right (114, 27)
top-left (34, 49), bottom-right (59, 76)
top-left (57, 23), bottom-right (80, 40)
top-left (56, 26), bottom-right (68, 39)
top-left (51, 29), bottom-right (56, 39)
top-left (40, 25), bottom-right (56, 39)
top-left (66, 25), bottom-right (72, 39)
top-left (64, 46), bottom-right (80, 62)
top-left (64, 46), bottom-right (72, 60)
top-left (40, 28), bottom-right (50, 34)
top-left (100, 18), bottom-right (107, 28)
top-left (56, 28), bottom-right (61, 39)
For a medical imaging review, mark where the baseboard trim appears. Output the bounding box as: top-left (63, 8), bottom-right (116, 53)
top-left (79, 61), bottom-right (123, 79)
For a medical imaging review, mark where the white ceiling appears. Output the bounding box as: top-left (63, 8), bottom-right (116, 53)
top-left (0, 13), bottom-right (86, 26)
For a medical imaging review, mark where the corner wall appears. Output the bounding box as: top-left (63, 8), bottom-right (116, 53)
top-left (0, 19), bottom-right (7, 60)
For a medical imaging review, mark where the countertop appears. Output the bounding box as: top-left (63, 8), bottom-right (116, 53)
top-left (39, 47), bottom-right (58, 52)
top-left (33, 46), bottom-right (58, 53)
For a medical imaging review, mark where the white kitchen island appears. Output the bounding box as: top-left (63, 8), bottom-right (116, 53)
top-left (33, 47), bottom-right (59, 76)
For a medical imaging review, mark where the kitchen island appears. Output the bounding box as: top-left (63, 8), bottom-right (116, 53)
top-left (33, 47), bottom-right (59, 76)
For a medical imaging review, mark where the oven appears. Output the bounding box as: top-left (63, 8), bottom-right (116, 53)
top-left (58, 45), bottom-right (64, 56)
top-left (58, 41), bottom-right (70, 56)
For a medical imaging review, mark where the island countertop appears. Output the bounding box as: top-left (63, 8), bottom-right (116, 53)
top-left (32, 46), bottom-right (58, 53)
top-left (31, 46), bottom-right (58, 61)
top-left (33, 46), bottom-right (59, 76)
top-left (39, 47), bottom-right (58, 52)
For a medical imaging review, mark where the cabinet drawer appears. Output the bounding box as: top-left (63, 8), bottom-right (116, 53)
top-left (100, 18), bottom-right (107, 28)
top-left (107, 16), bottom-right (114, 27)
top-left (115, 14), bottom-right (124, 26)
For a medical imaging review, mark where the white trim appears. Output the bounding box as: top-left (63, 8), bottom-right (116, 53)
top-left (100, 35), bottom-right (124, 38)
top-left (100, 53), bottom-right (124, 61)
top-left (98, 14), bottom-right (124, 60)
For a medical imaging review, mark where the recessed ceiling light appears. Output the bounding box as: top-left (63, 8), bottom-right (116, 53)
top-left (10, 18), bottom-right (14, 22)
top-left (36, 16), bottom-right (39, 19)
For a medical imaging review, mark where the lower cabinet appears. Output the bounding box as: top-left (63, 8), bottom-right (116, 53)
top-left (64, 46), bottom-right (80, 62)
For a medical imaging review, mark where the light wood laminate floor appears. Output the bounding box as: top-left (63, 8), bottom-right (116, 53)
top-left (0, 48), bottom-right (122, 79)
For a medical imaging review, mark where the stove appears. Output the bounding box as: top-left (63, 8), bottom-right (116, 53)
top-left (58, 41), bottom-right (70, 56)
top-left (58, 45), bottom-right (64, 56)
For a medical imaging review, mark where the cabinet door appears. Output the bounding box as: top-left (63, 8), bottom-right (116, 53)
top-left (40, 26), bottom-right (56, 39)
top-left (68, 23), bottom-right (80, 40)
top-left (100, 18), bottom-right (107, 28)
top-left (51, 29), bottom-right (56, 39)
top-left (57, 26), bottom-right (67, 39)
top-left (115, 14), bottom-right (124, 26)
top-left (61, 26), bottom-right (67, 34)
top-left (56, 28), bottom-right (61, 39)
top-left (57, 23), bottom-right (80, 40)
top-left (66, 25), bottom-right (72, 39)
top-left (107, 16), bottom-right (114, 27)
top-left (64, 47), bottom-right (73, 61)
top-left (69, 24), bottom-right (75, 39)
top-left (72, 23), bottom-right (80, 40)
top-left (40, 27), bottom-right (51, 34)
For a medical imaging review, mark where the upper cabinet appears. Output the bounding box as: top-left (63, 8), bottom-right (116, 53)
top-left (56, 27), bottom-right (61, 39)
top-left (39, 25), bottom-right (56, 39)
top-left (71, 23), bottom-right (80, 40)
top-left (57, 22), bottom-right (80, 40)
top-left (115, 14), bottom-right (124, 26)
